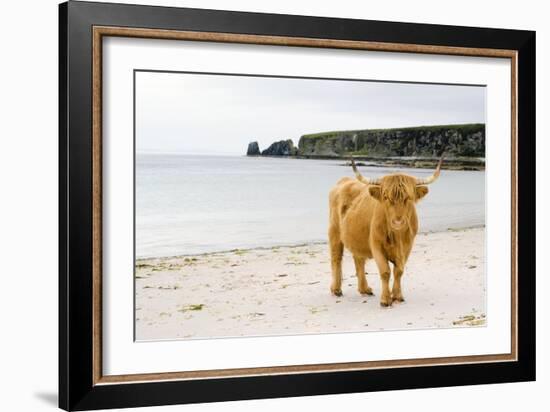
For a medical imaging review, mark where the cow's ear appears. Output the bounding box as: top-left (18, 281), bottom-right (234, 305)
top-left (415, 185), bottom-right (429, 201)
top-left (368, 185), bottom-right (382, 200)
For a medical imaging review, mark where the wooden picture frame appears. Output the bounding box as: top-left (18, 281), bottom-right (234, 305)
top-left (59, 1), bottom-right (535, 410)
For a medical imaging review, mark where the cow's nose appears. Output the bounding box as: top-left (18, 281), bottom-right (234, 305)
top-left (393, 218), bottom-right (403, 225)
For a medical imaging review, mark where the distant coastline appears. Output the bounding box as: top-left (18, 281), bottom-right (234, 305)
top-left (262, 155), bottom-right (484, 171)
top-left (246, 123), bottom-right (485, 170)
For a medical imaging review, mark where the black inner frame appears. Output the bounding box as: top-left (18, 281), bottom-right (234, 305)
top-left (59, 1), bottom-right (536, 411)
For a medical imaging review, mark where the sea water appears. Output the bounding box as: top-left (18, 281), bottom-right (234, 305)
top-left (136, 154), bottom-right (485, 258)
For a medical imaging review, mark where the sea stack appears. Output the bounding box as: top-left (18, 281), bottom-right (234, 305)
top-left (261, 139), bottom-right (298, 156)
top-left (246, 141), bottom-right (261, 156)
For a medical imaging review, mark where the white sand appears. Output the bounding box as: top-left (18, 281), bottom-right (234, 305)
top-left (135, 227), bottom-right (486, 341)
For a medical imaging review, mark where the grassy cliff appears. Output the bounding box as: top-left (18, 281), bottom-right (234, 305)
top-left (298, 124), bottom-right (485, 158)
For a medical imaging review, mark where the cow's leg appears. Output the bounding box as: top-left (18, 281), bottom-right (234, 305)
top-left (372, 248), bottom-right (392, 307)
top-left (353, 256), bottom-right (373, 295)
top-left (329, 228), bottom-right (344, 296)
top-left (392, 265), bottom-right (405, 302)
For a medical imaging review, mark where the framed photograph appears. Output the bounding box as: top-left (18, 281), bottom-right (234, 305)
top-left (59, 1), bottom-right (535, 410)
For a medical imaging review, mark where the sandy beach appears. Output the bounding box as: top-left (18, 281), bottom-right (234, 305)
top-left (135, 227), bottom-right (486, 341)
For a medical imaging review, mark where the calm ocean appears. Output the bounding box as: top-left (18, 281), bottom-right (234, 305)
top-left (136, 154), bottom-right (485, 258)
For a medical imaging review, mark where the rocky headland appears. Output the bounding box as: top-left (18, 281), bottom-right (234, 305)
top-left (246, 124), bottom-right (485, 170)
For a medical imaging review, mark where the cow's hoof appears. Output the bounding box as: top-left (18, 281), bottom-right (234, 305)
top-left (359, 287), bottom-right (374, 296)
top-left (392, 297), bottom-right (405, 303)
top-left (331, 289), bottom-right (343, 297)
top-left (380, 299), bottom-right (392, 307)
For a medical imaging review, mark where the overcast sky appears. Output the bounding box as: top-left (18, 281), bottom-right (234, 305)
top-left (135, 71), bottom-right (485, 155)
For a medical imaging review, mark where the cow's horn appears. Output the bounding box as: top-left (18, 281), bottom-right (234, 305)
top-left (350, 157), bottom-right (380, 185)
top-left (416, 155), bottom-right (444, 185)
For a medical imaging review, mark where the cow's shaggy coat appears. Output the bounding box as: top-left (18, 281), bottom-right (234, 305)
top-left (328, 159), bottom-right (441, 306)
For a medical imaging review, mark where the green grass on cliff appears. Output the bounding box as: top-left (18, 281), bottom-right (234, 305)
top-left (300, 123), bottom-right (485, 140)
top-left (300, 129), bottom-right (362, 140)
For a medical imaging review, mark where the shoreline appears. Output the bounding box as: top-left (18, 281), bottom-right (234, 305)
top-left (136, 225), bottom-right (485, 261)
top-left (248, 154), bottom-right (485, 171)
top-left (136, 227), bottom-right (486, 341)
